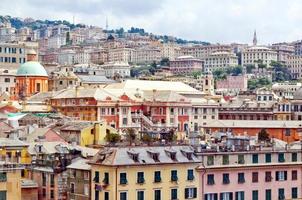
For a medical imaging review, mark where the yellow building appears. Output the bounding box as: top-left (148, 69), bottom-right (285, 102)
top-left (89, 145), bottom-right (200, 200)
top-left (0, 162), bottom-right (23, 200)
top-left (59, 121), bottom-right (117, 147)
top-left (0, 138), bottom-right (31, 177)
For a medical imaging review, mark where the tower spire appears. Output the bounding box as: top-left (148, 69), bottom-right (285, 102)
top-left (253, 30), bottom-right (257, 46)
top-left (106, 16), bottom-right (108, 30)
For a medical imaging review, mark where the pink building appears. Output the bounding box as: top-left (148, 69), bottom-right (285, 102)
top-left (216, 75), bottom-right (248, 92)
top-left (169, 56), bottom-right (204, 74)
top-left (197, 149), bottom-right (302, 200)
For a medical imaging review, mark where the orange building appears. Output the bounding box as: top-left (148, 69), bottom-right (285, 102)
top-left (202, 120), bottom-right (302, 142)
top-left (15, 50), bottom-right (48, 100)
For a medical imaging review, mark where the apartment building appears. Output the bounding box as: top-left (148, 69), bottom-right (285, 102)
top-left (204, 51), bottom-right (238, 72)
top-left (108, 48), bottom-right (133, 63)
top-left (286, 55), bottom-right (302, 79)
top-left (169, 56), bottom-right (204, 74)
top-left (241, 46), bottom-right (277, 67)
top-left (180, 44), bottom-right (232, 60)
top-left (216, 75), bottom-right (248, 92)
top-left (197, 146), bottom-right (302, 200)
top-left (102, 62), bottom-right (130, 78)
top-left (0, 41), bottom-right (39, 69)
top-left (131, 47), bottom-right (161, 64)
top-left (271, 43), bottom-right (294, 63)
top-left (89, 145), bottom-right (200, 200)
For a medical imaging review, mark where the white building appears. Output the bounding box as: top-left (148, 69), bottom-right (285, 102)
top-left (58, 49), bottom-right (75, 65)
top-left (160, 43), bottom-right (180, 60)
top-left (241, 46), bottom-right (277, 67)
top-left (102, 62), bottom-right (130, 78)
top-left (131, 47), bottom-right (161, 64)
top-left (204, 51), bottom-right (238, 72)
top-left (47, 35), bottom-right (66, 49)
top-left (271, 43), bottom-right (294, 63)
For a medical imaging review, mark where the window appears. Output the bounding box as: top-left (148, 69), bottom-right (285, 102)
top-left (235, 191), bottom-right (244, 200)
top-left (185, 188), bottom-right (197, 199)
top-left (265, 171), bottom-right (272, 182)
top-left (252, 172), bottom-right (258, 183)
top-left (84, 171), bottom-right (89, 180)
top-left (84, 184), bottom-right (89, 196)
top-left (120, 173), bottom-right (127, 184)
top-left (292, 152), bottom-right (297, 162)
top-left (238, 173), bottom-right (245, 183)
top-left (137, 172), bottom-right (145, 184)
top-left (42, 173), bottom-right (46, 186)
top-left (278, 188), bottom-right (285, 200)
top-left (4, 78), bottom-right (9, 83)
top-left (50, 190), bottom-right (54, 199)
top-left (252, 154), bottom-right (258, 163)
top-left (207, 174), bottom-right (215, 185)
top-left (292, 170), bottom-right (298, 180)
top-left (70, 183), bottom-right (75, 193)
top-left (154, 171), bottom-right (161, 183)
top-left (94, 171), bottom-right (99, 183)
top-left (292, 187), bottom-right (298, 199)
top-left (42, 188), bottom-right (46, 197)
top-left (238, 154), bottom-right (245, 164)
top-left (171, 188), bottom-right (177, 200)
top-left (207, 156), bottom-right (214, 165)
top-left (137, 191), bottom-right (144, 200)
top-left (278, 153), bottom-right (285, 163)
top-left (265, 153), bottom-right (271, 163)
top-left (223, 155), bottom-right (229, 165)
top-left (0, 173), bottom-right (6, 182)
top-left (50, 174), bottom-right (55, 187)
top-left (120, 192), bottom-right (127, 200)
top-left (154, 190), bottom-right (161, 200)
top-left (220, 192), bottom-right (232, 200)
top-left (171, 170), bottom-right (178, 182)
top-left (252, 190), bottom-right (258, 200)
top-left (103, 172), bottom-right (109, 184)
top-left (223, 173), bottom-right (230, 184)
top-left (204, 193), bottom-right (218, 200)
top-left (265, 189), bottom-right (271, 200)
top-left (187, 169), bottom-right (194, 181)
top-left (276, 171), bottom-right (287, 181)
top-left (104, 192), bottom-right (109, 200)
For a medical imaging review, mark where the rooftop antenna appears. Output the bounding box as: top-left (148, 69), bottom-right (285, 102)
top-left (73, 16), bottom-right (75, 25)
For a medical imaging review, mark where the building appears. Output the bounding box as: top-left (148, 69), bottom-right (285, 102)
top-left (102, 62), bottom-right (130, 78)
top-left (169, 56), bottom-right (204, 75)
top-left (15, 50), bottom-right (48, 100)
top-left (89, 145), bottom-right (200, 200)
top-left (271, 43), bottom-right (294, 63)
top-left (202, 120), bottom-right (302, 142)
top-left (204, 51), bottom-right (238, 72)
top-left (0, 41), bottom-right (39, 70)
top-left (241, 46), bottom-right (277, 68)
top-left (216, 75), bottom-right (248, 92)
top-left (272, 82), bottom-right (301, 99)
top-left (0, 162), bottom-right (23, 200)
top-left (0, 69), bottom-right (16, 97)
top-left (67, 158), bottom-right (91, 200)
top-left (286, 55), bottom-right (302, 79)
top-left (108, 48), bottom-right (133, 63)
top-left (131, 47), bottom-right (161, 64)
top-left (180, 44), bottom-right (232, 60)
top-left (197, 143), bottom-right (302, 200)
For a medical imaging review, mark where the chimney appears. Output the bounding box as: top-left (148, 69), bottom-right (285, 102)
top-left (27, 49), bottom-right (37, 61)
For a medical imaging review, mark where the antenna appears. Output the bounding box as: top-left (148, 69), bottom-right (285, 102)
top-left (73, 16), bottom-right (75, 25)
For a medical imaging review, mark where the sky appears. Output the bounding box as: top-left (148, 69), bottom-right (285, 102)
top-left (1, 0), bottom-right (302, 44)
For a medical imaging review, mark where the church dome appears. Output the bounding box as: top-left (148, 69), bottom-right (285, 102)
top-left (293, 87), bottom-right (302, 100)
top-left (16, 61), bottom-right (48, 77)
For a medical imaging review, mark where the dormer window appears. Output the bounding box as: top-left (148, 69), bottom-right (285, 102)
top-left (181, 149), bottom-right (194, 161)
top-left (127, 150), bottom-right (139, 162)
top-left (165, 148), bottom-right (177, 161)
top-left (147, 150), bottom-right (160, 162)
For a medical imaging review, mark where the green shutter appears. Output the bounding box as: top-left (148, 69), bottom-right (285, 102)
top-left (292, 187), bottom-right (298, 198)
top-left (185, 188), bottom-right (189, 199)
top-left (292, 153), bottom-right (298, 162)
top-left (193, 188), bottom-right (197, 198)
top-left (252, 190), bottom-right (258, 200)
top-left (265, 190), bottom-right (271, 200)
top-left (265, 154), bottom-right (271, 163)
top-left (0, 191), bottom-right (6, 200)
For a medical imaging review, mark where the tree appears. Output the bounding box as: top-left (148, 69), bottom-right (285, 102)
top-left (246, 64), bottom-right (255, 73)
top-left (160, 58), bottom-right (170, 66)
top-left (105, 133), bottom-right (121, 144)
top-left (258, 129), bottom-right (270, 142)
top-left (125, 128), bottom-right (136, 145)
top-left (141, 133), bottom-right (153, 145)
top-left (270, 61), bottom-right (292, 81)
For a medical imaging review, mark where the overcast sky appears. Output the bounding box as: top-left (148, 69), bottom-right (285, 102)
top-left (1, 0), bottom-right (302, 44)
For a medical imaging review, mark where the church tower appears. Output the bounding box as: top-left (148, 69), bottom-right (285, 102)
top-left (253, 30), bottom-right (257, 46)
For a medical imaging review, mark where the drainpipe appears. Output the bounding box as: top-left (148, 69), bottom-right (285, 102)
top-left (115, 167), bottom-right (118, 200)
top-left (200, 157), bottom-right (206, 200)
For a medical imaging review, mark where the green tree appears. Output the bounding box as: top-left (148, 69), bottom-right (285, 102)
top-left (125, 128), bottom-right (137, 145)
top-left (105, 133), bottom-right (121, 144)
top-left (246, 64), bottom-right (255, 73)
top-left (160, 58), bottom-right (170, 66)
top-left (258, 129), bottom-right (270, 142)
